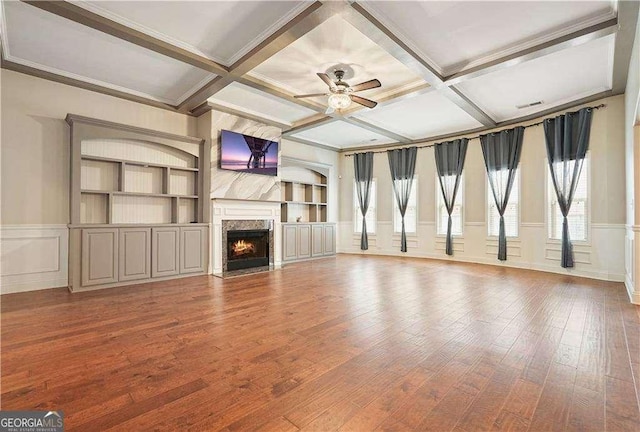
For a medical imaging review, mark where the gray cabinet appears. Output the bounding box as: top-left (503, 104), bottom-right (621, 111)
top-left (74, 225), bottom-right (207, 291)
top-left (312, 225), bottom-right (324, 257)
top-left (281, 223), bottom-right (335, 263)
top-left (323, 224), bottom-right (335, 255)
top-left (119, 228), bottom-right (151, 281)
top-left (298, 224), bottom-right (312, 259)
top-left (180, 226), bottom-right (207, 274)
top-left (82, 228), bottom-right (119, 286)
top-left (152, 227), bottom-right (180, 277)
top-left (283, 225), bottom-right (298, 262)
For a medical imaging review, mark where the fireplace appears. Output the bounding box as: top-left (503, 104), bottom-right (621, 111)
top-left (226, 229), bottom-right (270, 271)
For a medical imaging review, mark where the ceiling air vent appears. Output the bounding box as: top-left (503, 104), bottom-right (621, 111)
top-left (516, 101), bottom-right (543, 109)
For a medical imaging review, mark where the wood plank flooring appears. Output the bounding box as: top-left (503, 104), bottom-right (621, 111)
top-left (2, 255), bottom-right (639, 431)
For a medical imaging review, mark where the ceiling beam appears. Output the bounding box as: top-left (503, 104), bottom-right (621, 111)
top-left (444, 18), bottom-right (619, 86)
top-left (192, 102), bottom-right (291, 129)
top-left (344, 2), bottom-right (497, 128)
top-left (286, 114), bottom-right (338, 135)
top-left (177, 1), bottom-right (339, 113)
top-left (336, 116), bottom-right (412, 143)
top-left (611, 0), bottom-right (640, 93)
top-left (1, 57), bottom-right (180, 112)
top-left (21, 0), bottom-right (228, 76)
top-left (281, 134), bottom-right (340, 152)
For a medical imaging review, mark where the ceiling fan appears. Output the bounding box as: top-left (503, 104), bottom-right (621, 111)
top-left (294, 70), bottom-right (381, 114)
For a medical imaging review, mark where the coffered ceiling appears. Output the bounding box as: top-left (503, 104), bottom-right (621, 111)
top-left (1, 0), bottom-right (637, 150)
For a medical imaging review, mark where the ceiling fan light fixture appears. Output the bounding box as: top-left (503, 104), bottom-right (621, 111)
top-left (328, 93), bottom-right (351, 110)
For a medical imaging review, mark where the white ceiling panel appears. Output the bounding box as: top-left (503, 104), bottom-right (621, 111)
top-left (73, 1), bottom-right (310, 67)
top-left (290, 121), bottom-right (395, 149)
top-left (456, 34), bottom-right (614, 122)
top-left (354, 90), bottom-right (483, 140)
top-left (2, 1), bottom-right (215, 105)
top-left (360, 1), bottom-right (616, 75)
top-left (208, 82), bottom-right (318, 125)
top-left (249, 15), bottom-right (424, 101)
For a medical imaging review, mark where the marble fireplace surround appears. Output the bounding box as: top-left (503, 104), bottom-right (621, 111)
top-left (211, 199), bottom-right (282, 277)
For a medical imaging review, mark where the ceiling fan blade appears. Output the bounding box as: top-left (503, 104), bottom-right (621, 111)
top-left (317, 73), bottom-right (335, 88)
top-left (350, 94), bottom-right (378, 109)
top-left (294, 93), bottom-right (329, 99)
top-left (325, 106), bottom-right (335, 115)
top-left (350, 79), bottom-right (381, 92)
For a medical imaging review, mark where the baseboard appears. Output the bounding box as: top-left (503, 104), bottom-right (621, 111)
top-left (336, 247), bottom-right (625, 283)
top-left (1, 278), bottom-right (69, 294)
top-left (625, 273), bottom-right (640, 304)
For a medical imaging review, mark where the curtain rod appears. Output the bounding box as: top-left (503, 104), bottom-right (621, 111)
top-left (343, 103), bottom-right (606, 157)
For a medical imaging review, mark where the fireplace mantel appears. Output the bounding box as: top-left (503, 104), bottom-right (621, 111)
top-left (210, 199), bottom-right (281, 276)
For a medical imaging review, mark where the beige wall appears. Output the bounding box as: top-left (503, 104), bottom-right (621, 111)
top-left (1, 69), bottom-right (196, 225)
top-left (338, 95), bottom-right (626, 282)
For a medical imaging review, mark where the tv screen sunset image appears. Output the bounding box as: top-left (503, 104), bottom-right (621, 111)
top-left (220, 130), bottom-right (278, 176)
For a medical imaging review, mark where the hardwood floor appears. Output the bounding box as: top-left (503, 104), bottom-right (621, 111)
top-left (2, 255), bottom-right (639, 431)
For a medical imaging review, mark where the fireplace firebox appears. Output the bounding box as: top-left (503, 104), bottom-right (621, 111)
top-left (226, 229), bottom-right (270, 271)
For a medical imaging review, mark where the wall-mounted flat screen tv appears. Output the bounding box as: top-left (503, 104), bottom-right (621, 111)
top-left (219, 130), bottom-right (278, 176)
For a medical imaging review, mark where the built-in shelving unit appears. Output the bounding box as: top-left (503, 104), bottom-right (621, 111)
top-left (66, 114), bottom-right (210, 292)
top-left (280, 172), bottom-right (328, 223)
top-left (279, 159), bottom-right (335, 263)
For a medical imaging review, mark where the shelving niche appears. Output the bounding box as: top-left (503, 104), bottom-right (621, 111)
top-left (67, 114), bottom-right (210, 292)
top-left (280, 170), bottom-right (328, 223)
top-left (79, 153), bottom-right (198, 224)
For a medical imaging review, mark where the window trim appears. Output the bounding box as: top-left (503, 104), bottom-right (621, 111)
top-left (392, 176), bottom-right (418, 236)
top-left (435, 173), bottom-right (464, 238)
top-left (544, 153), bottom-right (591, 246)
top-left (486, 168), bottom-right (521, 240)
top-left (353, 178), bottom-right (377, 235)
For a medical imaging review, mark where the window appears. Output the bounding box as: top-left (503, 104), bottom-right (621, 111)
top-left (354, 179), bottom-right (376, 234)
top-left (548, 158), bottom-right (588, 241)
top-left (393, 178), bottom-right (417, 234)
top-left (487, 170), bottom-right (520, 238)
top-left (436, 174), bottom-right (463, 236)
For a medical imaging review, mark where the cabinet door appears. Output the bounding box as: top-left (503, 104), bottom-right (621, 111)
top-left (311, 225), bottom-right (324, 257)
top-left (282, 225), bottom-right (298, 262)
top-left (323, 224), bottom-right (336, 255)
top-left (119, 228), bottom-right (151, 281)
top-left (297, 224), bottom-right (311, 259)
top-left (152, 227), bottom-right (180, 277)
top-left (82, 228), bottom-right (119, 286)
top-left (180, 226), bottom-right (206, 274)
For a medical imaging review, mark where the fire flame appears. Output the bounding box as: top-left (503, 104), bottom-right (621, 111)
top-left (231, 240), bottom-right (256, 256)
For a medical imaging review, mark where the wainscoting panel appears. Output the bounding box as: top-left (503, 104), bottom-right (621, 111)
top-left (1, 225), bottom-right (69, 294)
top-left (626, 225), bottom-right (640, 304)
top-left (337, 221), bottom-right (625, 282)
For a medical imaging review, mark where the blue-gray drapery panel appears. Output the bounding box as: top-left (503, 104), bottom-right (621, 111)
top-left (480, 126), bottom-right (524, 261)
top-left (434, 139), bottom-right (468, 256)
top-left (543, 107), bottom-right (593, 268)
top-left (354, 152), bottom-right (374, 250)
top-left (387, 147), bottom-right (417, 252)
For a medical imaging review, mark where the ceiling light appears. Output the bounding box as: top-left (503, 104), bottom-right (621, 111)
top-left (328, 93), bottom-right (351, 110)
